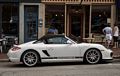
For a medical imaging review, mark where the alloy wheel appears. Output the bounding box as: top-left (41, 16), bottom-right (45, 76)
top-left (23, 51), bottom-right (38, 67)
top-left (85, 49), bottom-right (101, 64)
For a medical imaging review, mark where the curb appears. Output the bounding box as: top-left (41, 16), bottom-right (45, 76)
top-left (113, 55), bottom-right (120, 59)
top-left (0, 59), bottom-right (9, 62)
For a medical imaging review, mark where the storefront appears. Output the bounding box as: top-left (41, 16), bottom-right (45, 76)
top-left (45, 3), bottom-right (116, 41)
top-left (0, 1), bottom-right (19, 39)
top-left (45, 4), bottom-right (85, 39)
top-left (0, 0), bottom-right (116, 53)
top-left (0, 0), bottom-right (116, 44)
top-left (0, 1), bottom-right (19, 52)
top-left (0, 0), bottom-right (45, 52)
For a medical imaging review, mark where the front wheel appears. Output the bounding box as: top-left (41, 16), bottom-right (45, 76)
top-left (22, 51), bottom-right (39, 67)
top-left (84, 49), bottom-right (102, 64)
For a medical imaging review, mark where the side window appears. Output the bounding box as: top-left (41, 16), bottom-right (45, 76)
top-left (47, 37), bottom-right (68, 44)
top-left (47, 37), bottom-right (61, 44)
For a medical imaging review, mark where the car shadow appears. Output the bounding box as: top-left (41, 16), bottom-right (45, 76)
top-left (6, 61), bottom-right (112, 68)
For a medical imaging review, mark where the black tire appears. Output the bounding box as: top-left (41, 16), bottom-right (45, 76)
top-left (84, 49), bottom-right (101, 64)
top-left (22, 51), bottom-right (39, 67)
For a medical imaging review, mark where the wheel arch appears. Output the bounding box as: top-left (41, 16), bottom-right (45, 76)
top-left (20, 49), bottom-right (41, 63)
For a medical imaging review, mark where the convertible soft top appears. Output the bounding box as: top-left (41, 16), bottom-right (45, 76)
top-left (40, 34), bottom-right (65, 40)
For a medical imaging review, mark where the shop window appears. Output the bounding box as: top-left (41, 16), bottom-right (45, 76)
top-left (91, 5), bottom-right (111, 34)
top-left (45, 5), bottom-right (65, 34)
top-left (2, 4), bottom-right (19, 37)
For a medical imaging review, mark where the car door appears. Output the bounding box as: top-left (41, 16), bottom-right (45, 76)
top-left (45, 36), bottom-right (80, 58)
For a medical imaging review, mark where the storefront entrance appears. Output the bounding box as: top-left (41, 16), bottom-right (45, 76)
top-left (24, 5), bottom-right (38, 42)
top-left (70, 13), bottom-right (83, 38)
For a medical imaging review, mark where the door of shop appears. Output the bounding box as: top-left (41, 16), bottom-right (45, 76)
top-left (24, 5), bottom-right (38, 42)
top-left (70, 13), bottom-right (83, 40)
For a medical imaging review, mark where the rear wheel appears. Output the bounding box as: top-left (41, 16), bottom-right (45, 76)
top-left (84, 49), bottom-right (101, 64)
top-left (22, 51), bottom-right (39, 67)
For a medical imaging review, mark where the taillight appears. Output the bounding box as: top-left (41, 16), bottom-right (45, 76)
top-left (11, 47), bottom-right (21, 51)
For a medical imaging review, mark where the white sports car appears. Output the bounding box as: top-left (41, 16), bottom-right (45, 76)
top-left (7, 35), bottom-right (113, 67)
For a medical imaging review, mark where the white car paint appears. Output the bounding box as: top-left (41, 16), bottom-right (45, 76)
top-left (45, 44), bottom-right (80, 57)
top-left (7, 35), bottom-right (113, 66)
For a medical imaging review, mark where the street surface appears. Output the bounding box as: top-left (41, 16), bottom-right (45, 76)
top-left (0, 60), bottom-right (120, 76)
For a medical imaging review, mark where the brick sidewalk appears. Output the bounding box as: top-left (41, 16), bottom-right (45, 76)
top-left (0, 53), bottom-right (9, 62)
top-left (0, 53), bottom-right (8, 59)
top-left (0, 48), bottom-right (120, 61)
top-left (111, 48), bottom-right (120, 58)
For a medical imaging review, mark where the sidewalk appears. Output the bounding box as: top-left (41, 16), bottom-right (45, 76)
top-left (0, 48), bottom-right (120, 62)
top-left (111, 48), bottom-right (120, 58)
top-left (0, 53), bottom-right (9, 62)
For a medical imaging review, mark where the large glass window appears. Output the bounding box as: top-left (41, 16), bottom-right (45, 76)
top-left (2, 3), bottom-right (19, 37)
top-left (45, 5), bottom-right (65, 34)
top-left (91, 5), bottom-right (111, 34)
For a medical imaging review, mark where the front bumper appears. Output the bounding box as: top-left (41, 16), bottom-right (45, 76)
top-left (101, 49), bottom-right (113, 60)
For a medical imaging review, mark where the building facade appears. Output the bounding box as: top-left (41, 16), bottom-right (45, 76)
top-left (0, 0), bottom-right (118, 44)
top-left (43, 0), bottom-right (116, 41)
top-left (0, 0), bottom-right (44, 44)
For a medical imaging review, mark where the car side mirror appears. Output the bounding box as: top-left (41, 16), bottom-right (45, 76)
top-left (67, 40), bottom-right (72, 44)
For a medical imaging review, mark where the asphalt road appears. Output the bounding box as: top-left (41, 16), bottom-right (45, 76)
top-left (0, 59), bottom-right (120, 76)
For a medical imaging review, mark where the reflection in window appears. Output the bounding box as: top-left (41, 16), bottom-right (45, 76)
top-left (45, 5), bottom-right (65, 34)
top-left (91, 5), bottom-right (111, 34)
top-left (2, 4), bottom-right (19, 36)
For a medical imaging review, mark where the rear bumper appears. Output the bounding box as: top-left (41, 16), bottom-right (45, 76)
top-left (8, 57), bottom-right (20, 62)
top-left (7, 50), bottom-right (21, 63)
